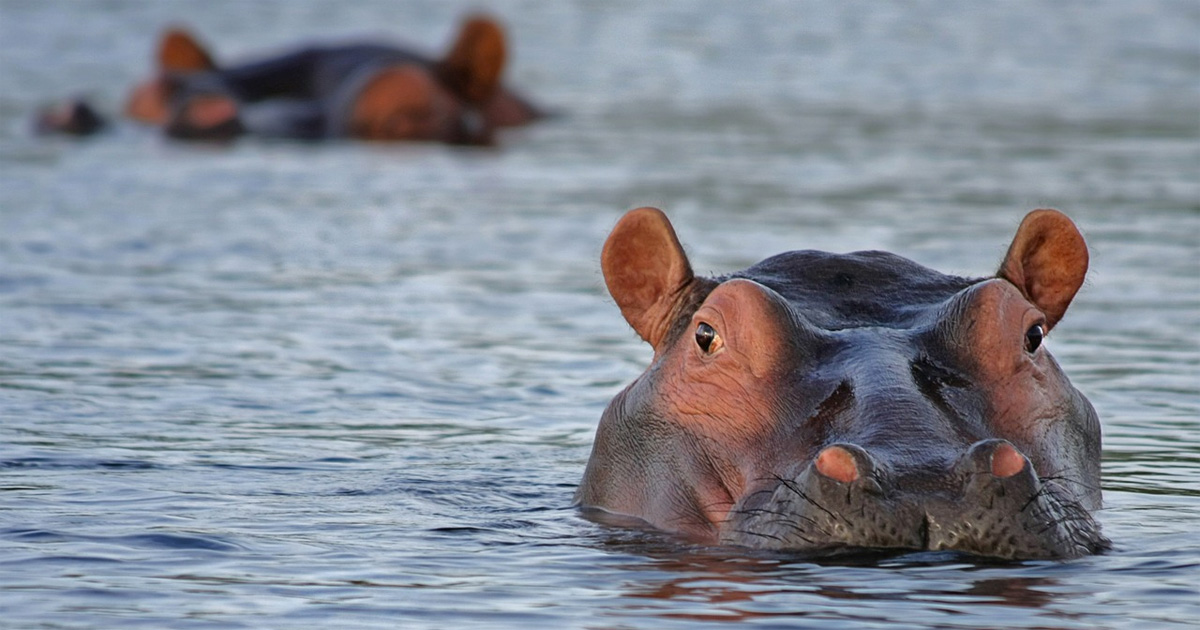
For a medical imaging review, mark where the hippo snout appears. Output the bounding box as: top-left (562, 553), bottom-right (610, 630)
top-left (721, 439), bottom-right (1104, 559)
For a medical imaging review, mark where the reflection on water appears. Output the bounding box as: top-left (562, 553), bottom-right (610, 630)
top-left (587, 535), bottom-right (1096, 626)
top-left (1, 0), bottom-right (1198, 628)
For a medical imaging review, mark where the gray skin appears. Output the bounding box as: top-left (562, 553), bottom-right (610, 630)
top-left (576, 207), bottom-right (1108, 560)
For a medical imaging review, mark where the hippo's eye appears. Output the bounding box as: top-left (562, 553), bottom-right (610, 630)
top-left (1024, 323), bottom-right (1044, 354)
top-left (695, 322), bottom-right (719, 354)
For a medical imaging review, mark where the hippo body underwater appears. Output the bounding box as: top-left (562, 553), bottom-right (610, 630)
top-left (577, 207), bottom-right (1108, 560)
top-left (41, 14), bottom-right (541, 145)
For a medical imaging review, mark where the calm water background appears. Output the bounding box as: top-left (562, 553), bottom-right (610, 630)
top-left (1, 1), bottom-right (1198, 628)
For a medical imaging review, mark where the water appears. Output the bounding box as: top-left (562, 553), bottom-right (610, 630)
top-left (1, 0), bottom-right (1198, 628)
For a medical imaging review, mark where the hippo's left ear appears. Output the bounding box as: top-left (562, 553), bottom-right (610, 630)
top-left (602, 208), bottom-right (697, 349)
top-left (997, 209), bottom-right (1089, 330)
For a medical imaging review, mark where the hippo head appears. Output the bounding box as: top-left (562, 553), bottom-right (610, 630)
top-left (576, 207), bottom-right (1108, 560)
top-left (125, 27), bottom-right (218, 126)
top-left (340, 14), bottom-right (508, 144)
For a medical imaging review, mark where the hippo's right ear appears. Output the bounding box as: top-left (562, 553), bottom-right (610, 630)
top-left (998, 209), bottom-right (1089, 331)
top-left (158, 27), bottom-right (217, 73)
top-left (437, 14), bottom-right (507, 105)
top-left (602, 207), bottom-right (696, 349)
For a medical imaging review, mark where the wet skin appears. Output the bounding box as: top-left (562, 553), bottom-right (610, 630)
top-left (577, 207), bottom-right (1108, 560)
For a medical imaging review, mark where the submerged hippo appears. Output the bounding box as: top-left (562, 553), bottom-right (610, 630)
top-left (577, 207), bottom-right (1108, 560)
top-left (40, 13), bottom-right (542, 144)
top-left (126, 14), bottom-right (540, 143)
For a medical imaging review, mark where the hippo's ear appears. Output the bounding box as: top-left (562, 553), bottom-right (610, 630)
top-left (158, 27), bottom-right (217, 73)
top-left (998, 209), bottom-right (1089, 330)
top-left (602, 207), bottom-right (696, 348)
top-left (437, 14), bottom-right (507, 105)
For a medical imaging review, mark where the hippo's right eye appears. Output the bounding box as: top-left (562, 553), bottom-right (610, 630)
top-left (695, 322), bottom-right (721, 354)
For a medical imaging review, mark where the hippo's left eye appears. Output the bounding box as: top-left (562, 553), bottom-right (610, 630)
top-left (1024, 323), bottom-right (1044, 354)
top-left (695, 322), bottom-right (722, 354)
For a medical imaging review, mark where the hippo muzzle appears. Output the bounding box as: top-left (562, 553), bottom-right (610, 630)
top-left (577, 207), bottom-right (1108, 560)
top-left (724, 438), bottom-right (1105, 559)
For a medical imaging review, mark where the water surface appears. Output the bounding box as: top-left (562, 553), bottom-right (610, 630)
top-left (1, 1), bottom-right (1198, 628)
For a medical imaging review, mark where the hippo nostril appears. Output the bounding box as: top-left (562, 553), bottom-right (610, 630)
top-left (962, 439), bottom-right (1033, 482)
top-left (990, 442), bottom-right (1027, 478)
top-left (815, 445), bottom-right (860, 483)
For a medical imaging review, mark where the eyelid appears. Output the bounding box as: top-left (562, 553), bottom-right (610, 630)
top-left (694, 303), bottom-right (720, 330)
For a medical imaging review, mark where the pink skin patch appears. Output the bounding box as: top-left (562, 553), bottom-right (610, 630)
top-left (183, 95), bottom-right (239, 129)
top-left (815, 445), bottom-right (859, 483)
top-left (991, 442), bottom-right (1027, 478)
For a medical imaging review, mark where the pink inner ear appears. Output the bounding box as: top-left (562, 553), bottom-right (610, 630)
top-left (601, 208), bottom-right (694, 348)
top-left (998, 209), bottom-right (1088, 330)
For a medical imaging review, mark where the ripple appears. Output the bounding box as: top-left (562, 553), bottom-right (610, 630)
top-left (0, 456), bottom-right (160, 470)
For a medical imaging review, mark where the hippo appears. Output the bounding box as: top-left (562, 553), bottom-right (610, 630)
top-left (42, 13), bottom-right (541, 144)
top-left (576, 207), bottom-right (1108, 560)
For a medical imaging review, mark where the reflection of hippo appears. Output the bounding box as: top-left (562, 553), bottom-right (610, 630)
top-left (42, 14), bottom-right (541, 144)
top-left (577, 207), bottom-right (1108, 560)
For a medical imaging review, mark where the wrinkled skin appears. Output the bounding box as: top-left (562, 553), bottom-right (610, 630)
top-left (576, 207), bottom-right (1108, 560)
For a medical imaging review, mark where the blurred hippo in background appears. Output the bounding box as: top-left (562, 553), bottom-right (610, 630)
top-left (577, 207), bottom-right (1108, 560)
top-left (39, 13), bottom-right (543, 145)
